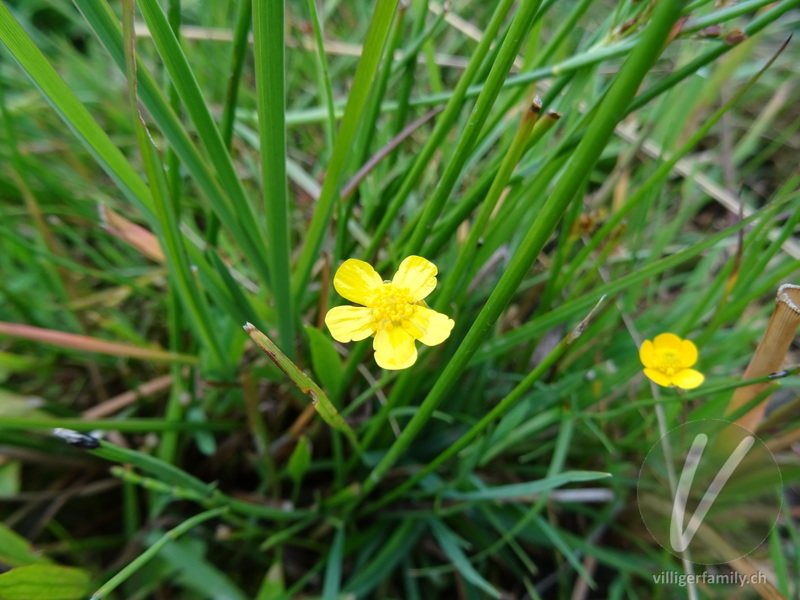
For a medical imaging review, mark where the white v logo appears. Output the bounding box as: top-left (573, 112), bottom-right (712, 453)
top-left (670, 433), bottom-right (755, 552)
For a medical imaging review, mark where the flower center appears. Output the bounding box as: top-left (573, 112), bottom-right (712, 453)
top-left (654, 350), bottom-right (683, 376)
top-left (370, 284), bottom-right (414, 329)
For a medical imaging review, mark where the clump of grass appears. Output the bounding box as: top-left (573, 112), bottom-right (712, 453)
top-left (0, 0), bottom-right (799, 598)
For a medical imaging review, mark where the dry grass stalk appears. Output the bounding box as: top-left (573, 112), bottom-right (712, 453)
top-left (727, 284), bottom-right (800, 432)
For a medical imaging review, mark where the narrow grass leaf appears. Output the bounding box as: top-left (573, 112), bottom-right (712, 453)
top-left (443, 471), bottom-right (611, 501)
top-left (122, 0), bottom-right (227, 370)
top-left (343, 520), bottom-right (424, 596)
top-left (322, 526), bottom-right (345, 600)
top-left (90, 440), bottom-right (215, 496)
top-left (430, 520), bottom-right (501, 598)
top-left (252, 0), bottom-right (295, 353)
top-left (244, 323), bottom-right (359, 448)
top-left (0, 4), bottom-right (152, 215)
top-left (90, 508), bottom-right (226, 600)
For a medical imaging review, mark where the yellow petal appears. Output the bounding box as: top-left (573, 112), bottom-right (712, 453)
top-left (679, 339), bottom-right (698, 368)
top-left (671, 369), bottom-right (704, 390)
top-left (333, 259), bottom-right (383, 305)
top-left (643, 368), bottom-right (672, 388)
top-left (373, 326), bottom-right (417, 370)
top-left (639, 340), bottom-right (655, 369)
top-left (392, 256), bottom-right (438, 302)
top-left (653, 332), bottom-right (682, 352)
top-left (325, 306), bottom-right (375, 342)
top-left (405, 306), bottom-right (454, 346)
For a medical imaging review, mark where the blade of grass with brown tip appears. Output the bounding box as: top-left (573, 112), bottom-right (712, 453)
top-left (243, 323), bottom-right (360, 450)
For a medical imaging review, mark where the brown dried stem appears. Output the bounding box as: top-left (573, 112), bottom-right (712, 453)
top-left (726, 284), bottom-right (800, 432)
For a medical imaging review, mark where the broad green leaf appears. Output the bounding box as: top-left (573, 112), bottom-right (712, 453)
top-left (0, 565), bottom-right (90, 600)
top-left (0, 390), bottom-right (50, 420)
top-left (256, 562), bottom-right (285, 600)
top-left (0, 352), bottom-right (40, 382)
top-left (0, 524), bottom-right (50, 568)
top-left (0, 461), bottom-right (20, 495)
top-left (287, 436), bottom-right (312, 485)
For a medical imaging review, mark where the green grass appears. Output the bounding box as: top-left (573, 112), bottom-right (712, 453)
top-left (0, 0), bottom-right (799, 598)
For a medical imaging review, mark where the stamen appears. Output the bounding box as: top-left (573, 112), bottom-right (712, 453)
top-left (370, 284), bottom-right (414, 327)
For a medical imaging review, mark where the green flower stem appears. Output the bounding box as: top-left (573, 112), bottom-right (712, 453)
top-left (361, 0), bottom-right (517, 259)
top-left (401, 0), bottom-right (544, 256)
top-left (292, 0), bottom-right (400, 301)
top-left (435, 102), bottom-right (541, 309)
top-left (356, 0), bottom-right (687, 501)
top-left (252, 0), bottom-right (295, 355)
top-left (220, 0), bottom-right (252, 148)
top-left (306, 0), bottom-right (337, 153)
top-left (335, 339), bottom-right (372, 406)
top-left (90, 507), bottom-right (227, 599)
top-left (363, 298), bottom-right (603, 514)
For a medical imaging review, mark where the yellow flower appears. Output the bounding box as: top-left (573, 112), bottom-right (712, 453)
top-left (639, 333), bottom-right (704, 390)
top-left (325, 256), bottom-right (455, 370)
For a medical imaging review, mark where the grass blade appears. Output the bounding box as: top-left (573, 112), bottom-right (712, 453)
top-left (252, 0), bottom-right (295, 354)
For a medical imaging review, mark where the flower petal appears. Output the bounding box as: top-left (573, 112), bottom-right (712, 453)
top-left (643, 368), bottom-right (673, 388)
top-left (373, 326), bottom-right (417, 370)
top-left (333, 259), bottom-right (383, 305)
top-left (639, 340), bottom-right (656, 369)
top-left (405, 306), bottom-right (454, 346)
top-left (653, 332), bottom-right (682, 352)
top-left (671, 369), bottom-right (704, 390)
top-left (679, 339), bottom-right (698, 368)
top-left (325, 306), bottom-right (375, 342)
top-left (392, 256), bottom-right (438, 302)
